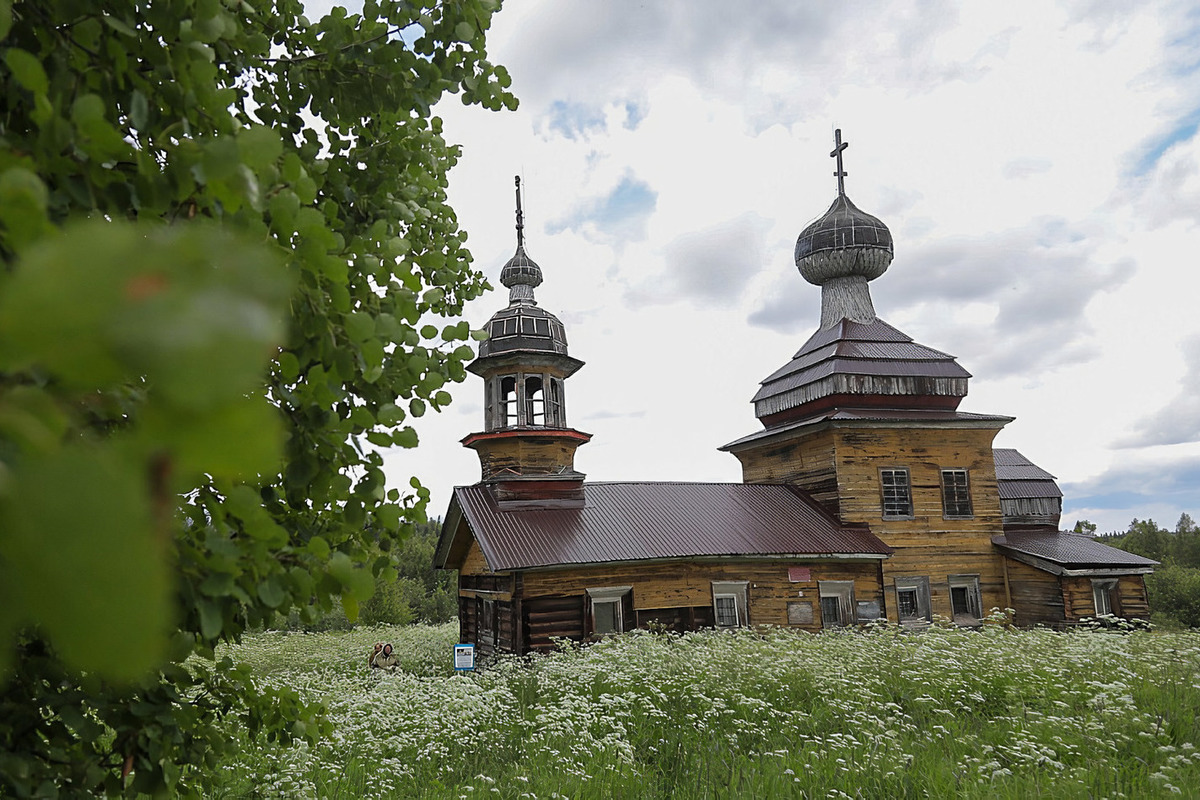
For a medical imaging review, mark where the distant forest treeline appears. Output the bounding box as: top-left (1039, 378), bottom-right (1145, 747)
top-left (1090, 514), bottom-right (1200, 629)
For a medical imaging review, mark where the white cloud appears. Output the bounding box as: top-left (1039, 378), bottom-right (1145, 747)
top-left (365, 0), bottom-right (1200, 531)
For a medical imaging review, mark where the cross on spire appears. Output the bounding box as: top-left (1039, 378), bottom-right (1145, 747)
top-left (830, 128), bottom-right (848, 196)
top-left (514, 175), bottom-right (525, 247)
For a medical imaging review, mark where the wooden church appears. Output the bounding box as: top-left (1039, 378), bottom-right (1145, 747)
top-left (434, 136), bottom-right (1157, 657)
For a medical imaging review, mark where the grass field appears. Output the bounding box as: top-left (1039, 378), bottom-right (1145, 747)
top-left (200, 620), bottom-right (1200, 799)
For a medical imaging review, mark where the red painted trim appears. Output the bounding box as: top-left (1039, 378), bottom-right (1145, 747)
top-left (460, 428), bottom-right (593, 448)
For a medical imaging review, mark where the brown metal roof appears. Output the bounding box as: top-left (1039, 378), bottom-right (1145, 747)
top-left (993, 531), bottom-right (1158, 570)
top-left (449, 482), bottom-right (892, 571)
top-left (997, 479), bottom-right (1063, 501)
top-left (993, 448), bottom-right (1057, 481)
top-left (752, 317), bottom-right (972, 415)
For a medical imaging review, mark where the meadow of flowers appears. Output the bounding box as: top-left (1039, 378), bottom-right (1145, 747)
top-left (200, 618), bottom-right (1200, 799)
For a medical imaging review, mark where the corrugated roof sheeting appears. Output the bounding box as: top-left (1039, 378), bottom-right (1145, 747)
top-left (998, 479), bottom-right (1063, 500)
top-left (455, 482), bottom-right (892, 571)
top-left (993, 531), bottom-right (1159, 568)
top-left (993, 448), bottom-right (1057, 481)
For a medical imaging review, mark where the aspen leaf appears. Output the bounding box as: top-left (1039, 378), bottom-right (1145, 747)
top-left (0, 445), bottom-right (170, 680)
top-left (4, 48), bottom-right (47, 94)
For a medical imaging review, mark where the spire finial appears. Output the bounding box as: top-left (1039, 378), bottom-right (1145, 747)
top-left (514, 175), bottom-right (525, 248)
top-left (831, 128), bottom-right (848, 196)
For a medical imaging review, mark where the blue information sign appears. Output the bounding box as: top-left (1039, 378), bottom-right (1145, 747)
top-left (453, 643), bottom-right (475, 671)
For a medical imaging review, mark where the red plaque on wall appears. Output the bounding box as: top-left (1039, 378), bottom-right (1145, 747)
top-left (788, 567), bottom-right (811, 583)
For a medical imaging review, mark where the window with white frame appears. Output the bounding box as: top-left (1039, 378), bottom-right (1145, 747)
top-left (1092, 578), bottom-right (1120, 616)
top-left (881, 469), bottom-right (913, 518)
top-left (894, 577), bottom-right (931, 624)
top-left (586, 586), bottom-right (631, 636)
top-left (818, 581), bottom-right (855, 629)
top-left (711, 581), bottom-right (749, 627)
top-left (948, 574), bottom-right (982, 624)
top-left (940, 469), bottom-right (972, 518)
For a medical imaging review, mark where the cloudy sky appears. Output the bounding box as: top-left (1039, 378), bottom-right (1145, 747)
top-left (360, 0), bottom-right (1200, 534)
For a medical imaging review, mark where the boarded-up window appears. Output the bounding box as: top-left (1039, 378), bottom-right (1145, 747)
top-left (941, 469), bottom-right (972, 518)
top-left (711, 581), bottom-right (749, 627)
top-left (787, 602), bottom-right (814, 625)
top-left (818, 581), bottom-right (855, 628)
top-left (881, 469), bottom-right (913, 518)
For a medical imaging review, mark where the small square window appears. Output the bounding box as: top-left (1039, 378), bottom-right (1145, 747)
top-left (881, 469), bottom-right (913, 518)
top-left (711, 581), bottom-right (749, 627)
top-left (818, 580), bottom-right (855, 629)
top-left (1092, 578), bottom-right (1120, 616)
top-left (586, 586), bottom-right (631, 636)
top-left (948, 574), bottom-right (982, 624)
top-left (714, 595), bottom-right (739, 627)
top-left (941, 469), bottom-right (972, 518)
top-left (593, 599), bottom-right (620, 634)
top-left (894, 577), bottom-right (931, 624)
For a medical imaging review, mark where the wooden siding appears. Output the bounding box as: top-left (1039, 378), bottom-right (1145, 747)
top-left (835, 426), bottom-right (1008, 621)
top-left (467, 434), bottom-right (583, 479)
top-left (735, 428), bottom-right (841, 515)
top-left (460, 540), bottom-right (491, 576)
top-left (520, 559), bottom-right (881, 631)
top-left (1003, 557), bottom-right (1066, 626)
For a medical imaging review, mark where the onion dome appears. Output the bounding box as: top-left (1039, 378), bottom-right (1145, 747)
top-left (477, 176), bottom-right (571, 359)
top-left (499, 176), bottom-right (543, 305)
top-left (794, 129), bottom-right (895, 329)
top-left (794, 193), bottom-right (893, 286)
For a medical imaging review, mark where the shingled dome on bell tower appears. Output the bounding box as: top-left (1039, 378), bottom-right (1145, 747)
top-left (795, 129), bottom-right (894, 329)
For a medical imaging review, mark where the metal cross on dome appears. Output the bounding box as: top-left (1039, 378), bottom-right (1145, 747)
top-left (830, 128), bottom-right (848, 196)
top-left (514, 175), bottom-right (525, 247)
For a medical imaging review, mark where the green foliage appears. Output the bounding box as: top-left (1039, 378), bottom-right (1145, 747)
top-left (1145, 565), bottom-right (1200, 630)
top-left (203, 624), bottom-right (1200, 798)
top-left (1106, 515), bottom-right (1200, 628)
top-left (0, 0), bottom-right (513, 795)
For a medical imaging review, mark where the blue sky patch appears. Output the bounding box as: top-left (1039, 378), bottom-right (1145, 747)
top-left (547, 175), bottom-right (658, 242)
top-left (545, 101), bottom-right (608, 140)
top-left (1131, 105), bottom-right (1200, 176)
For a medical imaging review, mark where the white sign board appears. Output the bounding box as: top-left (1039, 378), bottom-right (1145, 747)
top-left (454, 643), bottom-right (475, 671)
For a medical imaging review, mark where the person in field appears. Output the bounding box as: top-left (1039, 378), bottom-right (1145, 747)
top-left (370, 642), bottom-right (398, 670)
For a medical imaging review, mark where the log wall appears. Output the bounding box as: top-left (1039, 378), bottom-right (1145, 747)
top-left (735, 428), bottom-right (841, 516)
top-left (1003, 557), bottom-right (1066, 626)
top-left (520, 558), bottom-right (882, 634)
top-left (1062, 575), bottom-right (1151, 622)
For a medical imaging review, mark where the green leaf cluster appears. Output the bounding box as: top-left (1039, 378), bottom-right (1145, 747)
top-left (0, 0), bottom-right (513, 795)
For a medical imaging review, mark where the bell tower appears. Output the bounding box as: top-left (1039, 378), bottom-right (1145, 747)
top-left (461, 177), bottom-right (591, 506)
